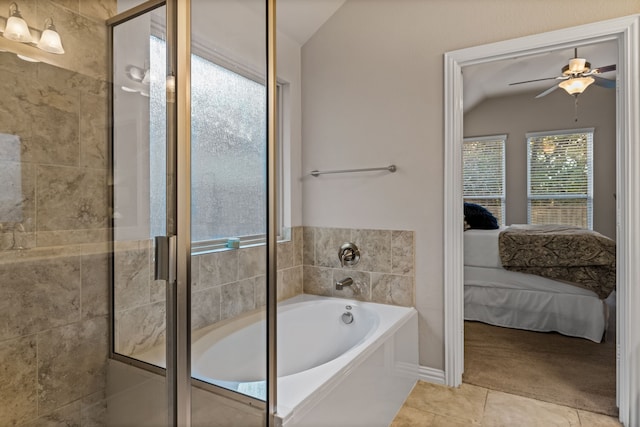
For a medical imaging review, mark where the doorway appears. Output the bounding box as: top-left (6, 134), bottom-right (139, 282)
top-left (443, 14), bottom-right (640, 426)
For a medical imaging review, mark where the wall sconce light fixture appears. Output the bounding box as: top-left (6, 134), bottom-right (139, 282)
top-left (37, 18), bottom-right (64, 54)
top-left (1, 2), bottom-right (65, 56)
top-left (3, 2), bottom-right (32, 43)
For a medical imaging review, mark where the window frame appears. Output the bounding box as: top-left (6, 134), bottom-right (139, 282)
top-left (462, 134), bottom-right (507, 226)
top-left (526, 128), bottom-right (594, 229)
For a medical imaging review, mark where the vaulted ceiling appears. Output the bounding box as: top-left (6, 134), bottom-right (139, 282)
top-left (463, 39), bottom-right (618, 112)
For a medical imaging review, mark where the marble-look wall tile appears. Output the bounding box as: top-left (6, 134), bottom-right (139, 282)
top-left (191, 255), bottom-right (200, 288)
top-left (26, 104), bottom-right (80, 167)
top-left (36, 166), bottom-right (108, 232)
top-left (36, 63), bottom-right (108, 99)
top-left (192, 287), bottom-right (221, 330)
top-left (50, 0), bottom-right (79, 12)
top-left (238, 245), bottom-right (265, 280)
top-left (0, 255), bottom-right (80, 341)
top-left (199, 249), bottom-right (238, 288)
top-left (392, 230), bottom-right (414, 275)
top-left (292, 226), bottom-right (303, 266)
top-left (331, 269), bottom-right (370, 301)
top-left (278, 266), bottom-right (303, 302)
top-left (79, 92), bottom-right (108, 169)
top-left (302, 227), bottom-right (414, 306)
top-left (220, 279), bottom-right (255, 321)
top-left (36, 1), bottom-right (109, 81)
top-left (21, 401), bottom-right (81, 427)
top-left (315, 227), bottom-right (351, 268)
top-left (149, 279), bottom-right (165, 303)
top-left (352, 229), bottom-right (391, 273)
top-left (113, 248), bottom-right (150, 311)
top-left (81, 252), bottom-right (109, 319)
top-left (0, 336), bottom-right (37, 426)
top-left (277, 240), bottom-right (293, 270)
top-left (0, 50), bottom-right (38, 78)
top-left (38, 316), bottom-right (108, 414)
top-left (303, 265), bottom-right (332, 297)
top-left (254, 275), bottom-right (267, 308)
top-left (371, 273), bottom-right (414, 307)
top-left (302, 226), bottom-right (314, 266)
top-left (79, 0), bottom-right (117, 21)
top-left (32, 65), bottom-right (80, 115)
top-left (36, 228), bottom-right (110, 247)
top-left (116, 302), bottom-right (166, 356)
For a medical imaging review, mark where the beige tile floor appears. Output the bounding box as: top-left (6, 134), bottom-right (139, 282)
top-left (391, 381), bottom-right (622, 426)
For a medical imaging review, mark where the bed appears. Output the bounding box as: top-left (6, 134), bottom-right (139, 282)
top-left (463, 225), bottom-right (616, 342)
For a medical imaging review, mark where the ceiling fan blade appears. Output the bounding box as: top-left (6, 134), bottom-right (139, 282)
top-left (591, 64), bottom-right (616, 74)
top-left (593, 75), bottom-right (616, 88)
top-left (509, 76), bottom-right (564, 86)
top-left (535, 84), bottom-right (560, 98)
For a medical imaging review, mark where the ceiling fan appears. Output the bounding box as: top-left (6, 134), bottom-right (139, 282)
top-left (509, 48), bottom-right (616, 98)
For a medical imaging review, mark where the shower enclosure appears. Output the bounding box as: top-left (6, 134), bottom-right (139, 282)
top-left (109, 0), bottom-right (277, 425)
top-left (2, 0), bottom-right (420, 425)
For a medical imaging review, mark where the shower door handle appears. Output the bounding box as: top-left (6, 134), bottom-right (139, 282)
top-left (155, 235), bottom-right (177, 282)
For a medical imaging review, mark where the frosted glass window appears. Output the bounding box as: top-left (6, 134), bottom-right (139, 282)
top-left (190, 55), bottom-right (267, 242)
top-left (150, 36), bottom-right (167, 238)
top-left (149, 36), bottom-right (271, 243)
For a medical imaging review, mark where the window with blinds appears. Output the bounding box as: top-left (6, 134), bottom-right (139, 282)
top-left (463, 135), bottom-right (506, 225)
top-left (526, 129), bottom-right (593, 229)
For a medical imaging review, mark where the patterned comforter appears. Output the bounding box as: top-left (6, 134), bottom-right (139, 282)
top-left (498, 225), bottom-right (616, 299)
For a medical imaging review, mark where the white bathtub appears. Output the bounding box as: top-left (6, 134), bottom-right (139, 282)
top-left (191, 294), bottom-right (418, 426)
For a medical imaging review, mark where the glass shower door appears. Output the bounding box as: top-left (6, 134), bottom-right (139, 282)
top-left (188, 0), bottom-right (269, 409)
top-left (109, 4), bottom-right (172, 426)
top-left (109, 1), bottom-right (275, 425)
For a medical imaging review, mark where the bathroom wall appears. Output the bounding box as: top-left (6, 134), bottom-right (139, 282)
top-left (0, 1), bottom-right (116, 425)
top-left (300, 0), bottom-right (640, 370)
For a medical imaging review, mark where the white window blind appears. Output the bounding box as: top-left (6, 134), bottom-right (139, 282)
top-left (463, 135), bottom-right (506, 225)
top-left (527, 128), bottom-right (593, 229)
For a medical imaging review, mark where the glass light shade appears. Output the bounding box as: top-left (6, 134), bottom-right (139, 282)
top-left (568, 58), bottom-right (586, 73)
top-left (3, 15), bottom-right (32, 43)
top-left (37, 27), bottom-right (64, 54)
top-left (16, 54), bottom-right (39, 62)
top-left (559, 77), bottom-right (594, 95)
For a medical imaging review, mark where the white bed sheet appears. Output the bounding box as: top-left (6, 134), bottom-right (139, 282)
top-left (464, 228), bottom-right (503, 268)
top-left (464, 266), bottom-right (606, 342)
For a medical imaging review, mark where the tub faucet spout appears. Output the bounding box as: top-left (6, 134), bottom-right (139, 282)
top-left (335, 277), bottom-right (353, 290)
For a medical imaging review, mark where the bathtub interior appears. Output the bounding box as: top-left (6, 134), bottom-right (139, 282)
top-left (132, 294), bottom-right (418, 417)
top-left (192, 296), bottom-right (380, 383)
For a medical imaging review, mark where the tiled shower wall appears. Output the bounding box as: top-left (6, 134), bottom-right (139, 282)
top-left (0, 1), bottom-right (115, 425)
top-left (114, 227), bottom-right (304, 355)
top-left (116, 226), bottom-right (415, 356)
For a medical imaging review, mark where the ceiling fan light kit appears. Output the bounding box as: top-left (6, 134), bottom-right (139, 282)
top-left (509, 48), bottom-right (616, 100)
top-left (564, 58), bottom-right (590, 75)
top-left (559, 76), bottom-right (595, 95)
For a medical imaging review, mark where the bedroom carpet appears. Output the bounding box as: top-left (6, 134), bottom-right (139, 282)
top-left (462, 321), bottom-right (617, 417)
